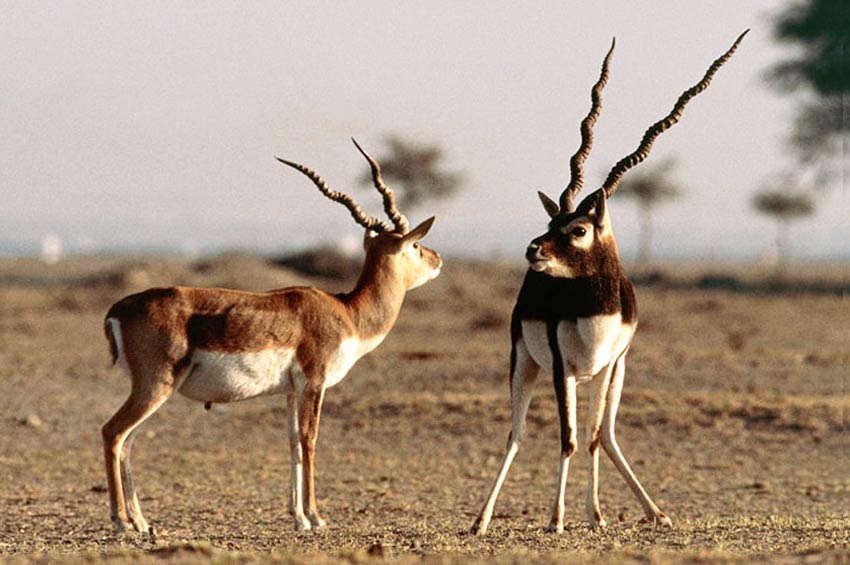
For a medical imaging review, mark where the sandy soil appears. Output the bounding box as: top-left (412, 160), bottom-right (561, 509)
top-left (0, 254), bottom-right (847, 564)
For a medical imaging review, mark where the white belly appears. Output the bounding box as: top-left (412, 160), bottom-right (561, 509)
top-left (177, 333), bottom-right (388, 402)
top-left (179, 348), bottom-right (296, 403)
top-left (521, 316), bottom-right (633, 379)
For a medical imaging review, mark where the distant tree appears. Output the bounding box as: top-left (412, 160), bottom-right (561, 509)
top-left (358, 136), bottom-right (463, 211)
top-left (767, 0), bottom-right (849, 180)
top-left (752, 190), bottom-right (814, 267)
top-left (616, 158), bottom-right (681, 263)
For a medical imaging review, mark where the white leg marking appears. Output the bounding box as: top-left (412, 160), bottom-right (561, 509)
top-left (471, 340), bottom-right (540, 536)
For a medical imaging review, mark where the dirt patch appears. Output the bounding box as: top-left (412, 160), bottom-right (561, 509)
top-left (0, 257), bottom-right (847, 563)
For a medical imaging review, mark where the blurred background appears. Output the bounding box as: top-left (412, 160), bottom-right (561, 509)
top-left (2, 1), bottom-right (847, 266)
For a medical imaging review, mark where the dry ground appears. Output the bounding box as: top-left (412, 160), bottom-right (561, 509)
top-left (0, 254), bottom-right (847, 564)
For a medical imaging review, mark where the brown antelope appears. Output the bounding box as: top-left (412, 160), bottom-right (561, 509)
top-left (471, 31), bottom-right (747, 535)
top-left (101, 139), bottom-right (441, 534)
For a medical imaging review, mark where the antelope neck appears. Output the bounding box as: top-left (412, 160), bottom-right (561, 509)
top-left (341, 255), bottom-right (407, 339)
top-left (514, 269), bottom-right (623, 322)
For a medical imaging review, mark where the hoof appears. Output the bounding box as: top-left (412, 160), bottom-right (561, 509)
top-left (129, 516), bottom-right (150, 534)
top-left (544, 521), bottom-right (564, 534)
top-left (309, 514), bottom-right (327, 530)
top-left (589, 508), bottom-right (607, 529)
top-left (111, 516), bottom-right (132, 534)
top-left (293, 515), bottom-right (312, 532)
top-left (469, 518), bottom-right (488, 536)
top-left (640, 513), bottom-right (672, 528)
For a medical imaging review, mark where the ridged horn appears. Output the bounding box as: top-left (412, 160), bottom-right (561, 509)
top-left (600, 29), bottom-right (749, 198)
top-left (276, 156), bottom-right (392, 233)
top-left (351, 138), bottom-right (410, 234)
top-left (559, 38), bottom-right (616, 214)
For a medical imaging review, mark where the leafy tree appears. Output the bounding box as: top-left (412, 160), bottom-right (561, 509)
top-left (767, 0), bottom-right (849, 178)
top-left (752, 189), bottom-right (814, 266)
top-left (358, 136), bottom-right (463, 211)
top-left (616, 158), bottom-right (681, 263)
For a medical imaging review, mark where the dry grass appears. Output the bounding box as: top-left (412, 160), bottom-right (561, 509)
top-left (0, 255), bottom-right (847, 564)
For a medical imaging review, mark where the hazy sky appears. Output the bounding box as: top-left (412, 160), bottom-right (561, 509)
top-left (2, 1), bottom-right (847, 261)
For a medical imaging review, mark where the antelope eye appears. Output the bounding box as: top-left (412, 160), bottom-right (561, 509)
top-left (571, 226), bottom-right (587, 237)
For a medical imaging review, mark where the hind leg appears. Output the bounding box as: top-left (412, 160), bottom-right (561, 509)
top-left (601, 355), bottom-right (671, 526)
top-left (102, 378), bottom-right (175, 533)
top-left (120, 430), bottom-right (151, 533)
top-left (584, 364), bottom-right (614, 529)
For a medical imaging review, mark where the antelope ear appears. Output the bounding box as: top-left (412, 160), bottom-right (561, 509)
top-left (401, 216), bottom-right (436, 245)
top-left (538, 191), bottom-right (560, 218)
top-left (593, 190), bottom-right (608, 231)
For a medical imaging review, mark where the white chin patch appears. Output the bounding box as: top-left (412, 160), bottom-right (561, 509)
top-left (409, 267), bottom-right (440, 290)
top-left (530, 261), bottom-right (575, 278)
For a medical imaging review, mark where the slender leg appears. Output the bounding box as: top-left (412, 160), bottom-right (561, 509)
top-left (470, 339), bottom-right (540, 535)
top-left (120, 431), bottom-right (150, 533)
top-left (601, 355), bottom-right (671, 526)
top-left (287, 380), bottom-right (311, 531)
top-left (546, 375), bottom-right (576, 533)
top-left (585, 364), bottom-right (614, 528)
top-left (102, 379), bottom-right (174, 533)
top-left (299, 383), bottom-right (327, 530)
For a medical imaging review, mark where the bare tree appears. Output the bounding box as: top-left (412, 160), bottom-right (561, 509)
top-left (616, 158), bottom-right (681, 263)
top-left (358, 136), bottom-right (463, 211)
top-left (752, 190), bottom-right (814, 267)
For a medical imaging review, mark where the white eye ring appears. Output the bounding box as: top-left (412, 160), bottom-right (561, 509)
top-left (560, 225), bottom-right (588, 237)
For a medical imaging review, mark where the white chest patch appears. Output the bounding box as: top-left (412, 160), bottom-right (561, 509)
top-left (178, 348), bottom-right (296, 403)
top-left (323, 334), bottom-right (386, 389)
top-left (521, 315), bottom-right (633, 380)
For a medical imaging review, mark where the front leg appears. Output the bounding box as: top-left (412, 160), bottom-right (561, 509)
top-left (545, 320), bottom-right (576, 534)
top-left (470, 339), bottom-right (540, 536)
top-left (287, 387), bottom-right (311, 531)
top-left (299, 383), bottom-right (327, 530)
top-left (546, 374), bottom-right (577, 534)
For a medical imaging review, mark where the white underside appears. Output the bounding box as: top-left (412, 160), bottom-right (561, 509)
top-left (107, 317), bottom-right (387, 403)
top-left (521, 316), bottom-right (633, 380)
top-left (179, 348), bottom-right (297, 402)
top-left (179, 333), bottom-right (387, 402)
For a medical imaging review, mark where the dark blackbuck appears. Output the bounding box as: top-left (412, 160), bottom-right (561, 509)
top-left (471, 31), bottom-right (748, 535)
